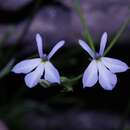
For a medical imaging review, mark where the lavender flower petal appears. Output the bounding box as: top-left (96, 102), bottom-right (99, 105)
top-left (79, 40), bottom-right (95, 59)
top-left (44, 61), bottom-right (60, 83)
top-left (83, 60), bottom-right (98, 87)
top-left (12, 58), bottom-right (41, 74)
top-left (36, 33), bottom-right (44, 58)
top-left (98, 62), bottom-right (117, 90)
top-left (48, 40), bottom-right (65, 60)
top-left (24, 64), bottom-right (44, 88)
top-left (99, 32), bottom-right (107, 56)
top-left (102, 57), bottom-right (129, 73)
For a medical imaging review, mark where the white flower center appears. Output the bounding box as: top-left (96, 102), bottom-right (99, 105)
top-left (41, 54), bottom-right (48, 62)
top-left (95, 53), bottom-right (102, 60)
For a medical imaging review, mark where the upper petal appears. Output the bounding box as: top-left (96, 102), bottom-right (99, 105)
top-left (97, 61), bottom-right (117, 90)
top-left (36, 33), bottom-right (44, 58)
top-left (44, 61), bottom-right (60, 84)
top-left (48, 40), bottom-right (65, 60)
top-left (24, 63), bottom-right (44, 88)
top-left (83, 60), bottom-right (98, 87)
top-left (99, 32), bottom-right (107, 56)
top-left (79, 40), bottom-right (95, 59)
top-left (12, 58), bottom-right (41, 74)
top-left (101, 57), bottom-right (129, 73)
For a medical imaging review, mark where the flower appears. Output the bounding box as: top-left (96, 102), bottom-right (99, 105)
top-left (79, 32), bottom-right (129, 90)
top-left (12, 34), bottom-right (65, 88)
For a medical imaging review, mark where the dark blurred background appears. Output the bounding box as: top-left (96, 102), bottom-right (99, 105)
top-left (0, 0), bottom-right (130, 130)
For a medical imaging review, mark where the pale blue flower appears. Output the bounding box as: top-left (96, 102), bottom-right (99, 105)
top-left (12, 34), bottom-right (65, 88)
top-left (79, 32), bottom-right (129, 90)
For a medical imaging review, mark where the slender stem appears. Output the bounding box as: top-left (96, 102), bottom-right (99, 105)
top-left (74, 0), bottom-right (95, 52)
top-left (70, 74), bottom-right (82, 82)
top-left (104, 18), bottom-right (130, 56)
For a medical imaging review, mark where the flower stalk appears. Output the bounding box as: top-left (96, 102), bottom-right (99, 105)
top-left (104, 18), bottom-right (130, 56)
top-left (74, 0), bottom-right (95, 52)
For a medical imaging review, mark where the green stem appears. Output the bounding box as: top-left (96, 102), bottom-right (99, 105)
top-left (74, 0), bottom-right (95, 52)
top-left (104, 18), bottom-right (130, 56)
top-left (70, 74), bottom-right (82, 82)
